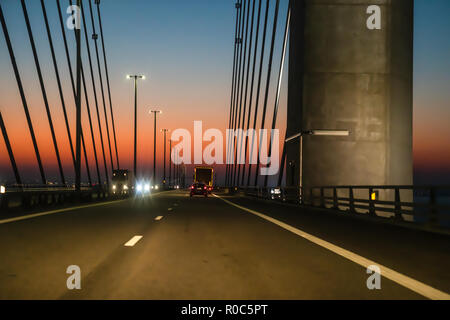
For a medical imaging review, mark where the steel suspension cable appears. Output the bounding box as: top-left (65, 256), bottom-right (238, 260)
top-left (237, 0), bottom-right (256, 186)
top-left (60, 0), bottom-right (108, 187)
top-left (75, 0), bottom-right (82, 191)
top-left (264, 5), bottom-right (290, 187)
top-left (0, 3), bottom-right (46, 185)
top-left (228, 0), bottom-right (245, 185)
top-left (56, 0), bottom-right (93, 186)
top-left (232, 0), bottom-right (250, 186)
top-left (0, 111), bottom-right (22, 185)
top-left (246, 0), bottom-right (270, 186)
top-left (254, 0), bottom-right (280, 186)
top-left (41, 0), bottom-right (76, 173)
top-left (79, 0), bottom-right (103, 186)
top-left (88, 0), bottom-right (115, 172)
top-left (228, 0), bottom-right (244, 185)
top-left (95, 0), bottom-right (120, 169)
top-left (242, 0), bottom-right (262, 186)
top-left (225, 1), bottom-right (241, 186)
top-left (21, 0), bottom-right (66, 185)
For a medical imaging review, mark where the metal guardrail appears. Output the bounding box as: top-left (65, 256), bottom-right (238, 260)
top-left (0, 185), bottom-right (122, 212)
top-left (232, 186), bottom-right (450, 229)
top-left (0, 183), bottom-right (179, 212)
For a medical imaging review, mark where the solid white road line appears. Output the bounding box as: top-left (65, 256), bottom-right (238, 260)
top-left (214, 194), bottom-right (450, 300)
top-left (124, 235), bottom-right (143, 247)
top-left (155, 216), bottom-right (164, 221)
top-left (0, 199), bottom-right (127, 225)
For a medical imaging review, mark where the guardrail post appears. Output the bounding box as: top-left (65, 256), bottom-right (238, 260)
top-left (298, 186), bottom-right (302, 205)
top-left (349, 187), bottom-right (355, 213)
top-left (0, 194), bottom-right (8, 211)
top-left (429, 187), bottom-right (438, 226)
top-left (22, 194), bottom-right (31, 208)
top-left (38, 193), bottom-right (44, 206)
top-left (369, 187), bottom-right (376, 216)
top-left (333, 187), bottom-right (338, 210)
top-left (394, 187), bottom-right (403, 221)
top-left (320, 187), bottom-right (325, 208)
top-left (308, 188), bottom-right (313, 206)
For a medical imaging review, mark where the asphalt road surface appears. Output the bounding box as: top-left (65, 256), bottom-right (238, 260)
top-left (0, 190), bottom-right (449, 299)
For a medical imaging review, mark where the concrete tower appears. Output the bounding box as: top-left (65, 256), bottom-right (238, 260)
top-left (286, 0), bottom-right (414, 192)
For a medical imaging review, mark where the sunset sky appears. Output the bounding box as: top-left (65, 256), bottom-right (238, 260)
top-left (0, 0), bottom-right (449, 186)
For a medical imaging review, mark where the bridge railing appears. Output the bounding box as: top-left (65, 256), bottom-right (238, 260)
top-left (0, 185), bottom-right (124, 212)
top-left (235, 186), bottom-right (450, 230)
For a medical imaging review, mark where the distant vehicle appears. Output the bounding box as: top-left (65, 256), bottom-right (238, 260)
top-left (135, 181), bottom-right (152, 195)
top-left (194, 166), bottom-right (213, 193)
top-left (112, 169), bottom-right (133, 195)
top-left (190, 183), bottom-right (208, 197)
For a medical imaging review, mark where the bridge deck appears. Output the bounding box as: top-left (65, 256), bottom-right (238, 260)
top-left (0, 190), bottom-right (448, 299)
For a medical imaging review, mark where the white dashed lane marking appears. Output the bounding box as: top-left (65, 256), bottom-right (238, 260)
top-left (124, 236), bottom-right (143, 247)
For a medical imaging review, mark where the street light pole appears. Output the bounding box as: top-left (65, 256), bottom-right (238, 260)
top-left (178, 153), bottom-right (180, 187)
top-left (161, 129), bottom-right (169, 186)
top-left (169, 139), bottom-right (172, 187)
top-left (285, 130), bottom-right (350, 204)
top-left (75, 0), bottom-right (81, 192)
top-left (174, 151), bottom-right (178, 187)
top-left (127, 74), bottom-right (145, 179)
top-left (150, 110), bottom-right (162, 186)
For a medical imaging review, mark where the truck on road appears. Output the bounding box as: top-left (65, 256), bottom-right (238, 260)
top-left (193, 167), bottom-right (214, 193)
top-left (112, 169), bottom-right (133, 195)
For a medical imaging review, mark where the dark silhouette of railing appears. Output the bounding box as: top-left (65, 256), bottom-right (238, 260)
top-left (0, 185), bottom-right (126, 212)
top-left (234, 185), bottom-right (450, 231)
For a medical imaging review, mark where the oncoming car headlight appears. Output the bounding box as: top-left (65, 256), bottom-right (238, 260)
top-left (271, 188), bottom-right (281, 195)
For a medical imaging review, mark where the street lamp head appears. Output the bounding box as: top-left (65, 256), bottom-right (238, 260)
top-left (286, 129), bottom-right (350, 142)
top-left (127, 74), bottom-right (145, 80)
top-left (149, 110), bottom-right (162, 114)
top-left (309, 130), bottom-right (350, 137)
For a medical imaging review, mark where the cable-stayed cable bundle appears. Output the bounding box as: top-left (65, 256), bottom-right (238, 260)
top-left (226, 0), bottom-right (290, 188)
top-left (0, 0), bottom-right (119, 187)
